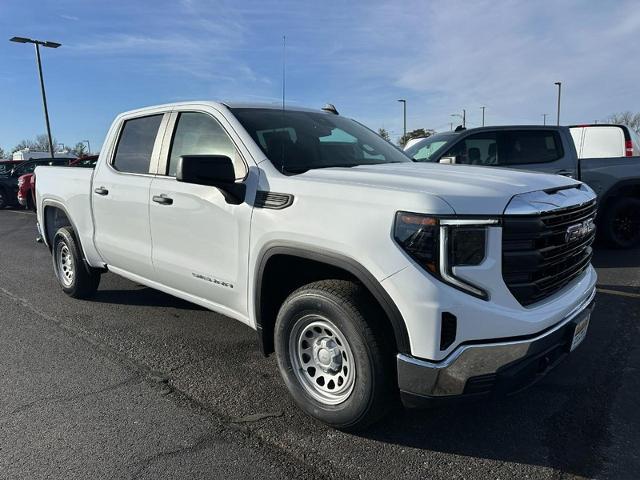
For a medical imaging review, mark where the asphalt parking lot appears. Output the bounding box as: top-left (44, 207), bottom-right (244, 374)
top-left (1, 209), bottom-right (638, 480)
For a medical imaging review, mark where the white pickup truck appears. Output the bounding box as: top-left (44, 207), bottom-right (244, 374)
top-left (36, 102), bottom-right (597, 430)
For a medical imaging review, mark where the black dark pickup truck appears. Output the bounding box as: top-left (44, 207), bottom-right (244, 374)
top-left (406, 125), bottom-right (640, 248)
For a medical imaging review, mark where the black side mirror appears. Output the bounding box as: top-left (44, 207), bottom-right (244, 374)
top-left (176, 155), bottom-right (245, 205)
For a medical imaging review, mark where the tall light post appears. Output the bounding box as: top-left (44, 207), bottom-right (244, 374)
top-left (10, 36), bottom-right (61, 158)
top-left (554, 81), bottom-right (562, 126)
top-left (542, 113), bottom-right (548, 125)
top-left (83, 139), bottom-right (91, 155)
top-left (397, 99), bottom-right (406, 144)
top-left (480, 106), bottom-right (486, 127)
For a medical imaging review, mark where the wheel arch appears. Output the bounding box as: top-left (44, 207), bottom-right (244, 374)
top-left (254, 244), bottom-right (411, 356)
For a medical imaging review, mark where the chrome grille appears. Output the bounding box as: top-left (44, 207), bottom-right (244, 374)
top-left (502, 197), bottom-right (596, 306)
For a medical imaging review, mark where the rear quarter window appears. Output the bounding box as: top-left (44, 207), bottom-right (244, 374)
top-left (112, 115), bottom-right (163, 174)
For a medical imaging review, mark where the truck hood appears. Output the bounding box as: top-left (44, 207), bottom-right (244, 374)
top-left (297, 162), bottom-right (580, 214)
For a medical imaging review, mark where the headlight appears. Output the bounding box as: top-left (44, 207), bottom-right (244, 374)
top-left (394, 212), bottom-right (498, 300)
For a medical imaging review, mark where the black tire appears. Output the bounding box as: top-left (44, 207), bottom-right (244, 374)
top-left (274, 280), bottom-right (395, 431)
top-left (52, 227), bottom-right (101, 298)
top-left (601, 197), bottom-right (640, 249)
top-left (0, 188), bottom-right (6, 209)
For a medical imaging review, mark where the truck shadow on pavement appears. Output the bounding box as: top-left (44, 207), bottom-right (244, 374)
top-left (356, 249), bottom-right (639, 479)
top-left (88, 287), bottom-right (206, 311)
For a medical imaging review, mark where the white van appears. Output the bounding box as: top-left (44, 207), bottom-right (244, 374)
top-left (570, 124), bottom-right (640, 159)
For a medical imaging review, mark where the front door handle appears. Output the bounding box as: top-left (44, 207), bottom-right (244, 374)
top-left (94, 187), bottom-right (109, 196)
top-left (152, 194), bottom-right (173, 205)
top-left (555, 170), bottom-right (574, 178)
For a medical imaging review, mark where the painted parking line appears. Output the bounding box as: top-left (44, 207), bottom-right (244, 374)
top-left (4, 210), bottom-right (35, 215)
top-left (597, 287), bottom-right (640, 299)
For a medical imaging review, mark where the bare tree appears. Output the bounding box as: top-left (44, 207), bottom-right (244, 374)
top-left (12, 134), bottom-right (58, 154)
top-left (606, 112), bottom-right (640, 134)
top-left (71, 142), bottom-right (88, 157)
top-left (0, 147), bottom-right (6, 159)
top-left (377, 128), bottom-right (390, 142)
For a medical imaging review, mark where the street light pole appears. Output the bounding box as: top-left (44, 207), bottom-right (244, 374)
top-left (397, 99), bottom-right (406, 143)
top-left (462, 108), bottom-right (466, 128)
top-left (10, 36), bottom-right (61, 158)
top-left (480, 106), bottom-right (486, 127)
top-left (554, 82), bottom-right (562, 126)
top-left (542, 113), bottom-right (548, 125)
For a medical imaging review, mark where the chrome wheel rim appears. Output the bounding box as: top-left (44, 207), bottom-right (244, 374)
top-left (289, 315), bottom-right (356, 405)
top-left (57, 243), bottom-right (74, 287)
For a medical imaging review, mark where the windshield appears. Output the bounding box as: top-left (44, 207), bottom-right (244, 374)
top-left (231, 108), bottom-right (411, 173)
top-left (405, 134), bottom-right (457, 162)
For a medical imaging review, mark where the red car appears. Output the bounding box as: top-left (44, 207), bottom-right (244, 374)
top-left (18, 155), bottom-right (98, 211)
top-left (17, 173), bottom-right (35, 210)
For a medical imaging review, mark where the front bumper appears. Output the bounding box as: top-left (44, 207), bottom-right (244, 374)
top-left (397, 287), bottom-right (596, 407)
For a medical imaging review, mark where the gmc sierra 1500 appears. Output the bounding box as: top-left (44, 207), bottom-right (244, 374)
top-left (36, 102), bottom-right (597, 430)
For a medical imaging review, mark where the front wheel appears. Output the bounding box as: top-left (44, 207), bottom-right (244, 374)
top-left (601, 197), bottom-right (640, 249)
top-left (274, 280), bottom-right (395, 431)
top-left (52, 227), bottom-right (101, 298)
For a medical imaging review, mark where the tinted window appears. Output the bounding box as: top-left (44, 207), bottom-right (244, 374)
top-left (443, 130), bottom-right (562, 166)
top-left (232, 108), bottom-right (410, 173)
top-left (113, 115), bottom-right (163, 174)
top-left (167, 112), bottom-right (243, 177)
top-left (502, 130), bottom-right (563, 165)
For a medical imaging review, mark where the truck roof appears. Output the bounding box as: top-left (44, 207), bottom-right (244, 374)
top-left (117, 101), bottom-right (328, 118)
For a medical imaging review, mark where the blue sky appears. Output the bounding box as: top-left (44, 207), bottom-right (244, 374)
top-left (1, 0), bottom-right (638, 153)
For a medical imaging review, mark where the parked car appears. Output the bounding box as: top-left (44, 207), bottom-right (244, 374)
top-left (0, 160), bottom-right (24, 176)
top-left (19, 155), bottom-right (98, 211)
top-left (570, 124), bottom-right (640, 158)
top-left (406, 125), bottom-right (640, 248)
top-left (17, 173), bottom-right (35, 210)
top-left (36, 102), bottom-right (596, 429)
top-left (0, 157), bottom-right (73, 209)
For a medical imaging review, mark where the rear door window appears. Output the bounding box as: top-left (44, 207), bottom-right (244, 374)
top-left (581, 126), bottom-right (625, 158)
top-left (501, 130), bottom-right (563, 165)
top-left (113, 115), bottom-right (163, 174)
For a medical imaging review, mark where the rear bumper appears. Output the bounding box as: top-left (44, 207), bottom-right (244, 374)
top-left (397, 287), bottom-right (596, 407)
top-left (17, 196), bottom-right (26, 206)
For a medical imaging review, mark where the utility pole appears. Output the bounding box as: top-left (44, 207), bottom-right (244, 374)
top-left (542, 113), bottom-right (548, 125)
top-left (480, 106), bottom-right (486, 127)
top-left (462, 108), bottom-right (466, 128)
top-left (397, 99), bottom-right (407, 144)
top-left (554, 81), bottom-right (562, 126)
top-left (450, 122), bottom-right (453, 131)
top-left (10, 36), bottom-right (61, 158)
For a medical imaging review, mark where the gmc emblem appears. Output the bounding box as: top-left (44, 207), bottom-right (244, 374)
top-left (565, 218), bottom-right (595, 243)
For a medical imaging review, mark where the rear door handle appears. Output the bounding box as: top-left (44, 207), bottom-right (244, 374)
top-left (555, 170), bottom-right (574, 178)
top-left (152, 194), bottom-right (173, 205)
top-left (94, 187), bottom-right (109, 196)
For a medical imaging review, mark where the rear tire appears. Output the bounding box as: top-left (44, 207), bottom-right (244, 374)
top-left (601, 197), bottom-right (640, 249)
top-left (274, 280), bottom-right (395, 431)
top-left (52, 227), bottom-right (101, 298)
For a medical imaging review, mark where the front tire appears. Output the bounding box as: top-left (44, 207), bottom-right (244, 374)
top-left (52, 227), bottom-right (101, 298)
top-left (274, 280), bottom-right (395, 431)
top-left (601, 197), bottom-right (640, 249)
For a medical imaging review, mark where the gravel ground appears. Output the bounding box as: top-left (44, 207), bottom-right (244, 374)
top-left (0, 209), bottom-right (638, 479)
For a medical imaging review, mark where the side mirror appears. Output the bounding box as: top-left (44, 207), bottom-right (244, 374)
top-left (176, 155), bottom-right (245, 205)
top-left (439, 156), bottom-right (457, 164)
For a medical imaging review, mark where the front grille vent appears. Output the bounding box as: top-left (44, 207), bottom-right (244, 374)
top-left (502, 199), bottom-right (596, 306)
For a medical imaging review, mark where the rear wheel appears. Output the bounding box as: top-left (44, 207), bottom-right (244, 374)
top-left (52, 227), bottom-right (101, 298)
top-left (274, 280), bottom-right (395, 431)
top-left (601, 197), bottom-right (640, 249)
